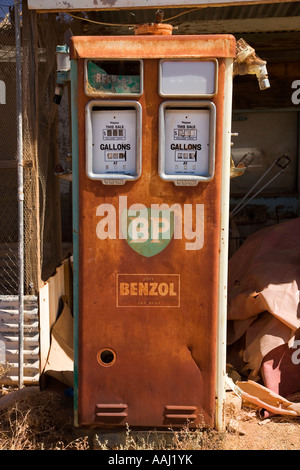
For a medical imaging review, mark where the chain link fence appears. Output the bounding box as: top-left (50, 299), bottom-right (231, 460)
top-left (0, 3), bottom-right (19, 295)
top-left (0, 1), bottom-right (74, 385)
top-left (0, 2), bottom-right (75, 298)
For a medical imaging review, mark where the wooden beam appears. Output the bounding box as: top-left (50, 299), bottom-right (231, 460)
top-left (176, 16), bottom-right (300, 34)
top-left (0, 160), bottom-right (17, 168)
top-left (233, 61), bottom-right (300, 109)
top-left (27, 0), bottom-right (300, 12)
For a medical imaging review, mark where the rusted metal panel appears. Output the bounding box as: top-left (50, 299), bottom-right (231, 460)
top-left (70, 35), bottom-right (236, 60)
top-left (74, 35), bottom-right (232, 429)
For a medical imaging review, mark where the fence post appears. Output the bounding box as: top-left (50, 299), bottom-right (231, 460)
top-left (14, 0), bottom-right (24, 389)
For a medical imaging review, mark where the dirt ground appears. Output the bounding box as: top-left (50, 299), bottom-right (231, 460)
top-left (0, 383), bottom-right (299, 450)
top-left (223, 391), bottom-right (300, 450)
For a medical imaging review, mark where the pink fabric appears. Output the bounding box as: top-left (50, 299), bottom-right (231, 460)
top-left (228, 218), bottom-right (300, 392)
top-left (261, 342), bottom-right (300, 397)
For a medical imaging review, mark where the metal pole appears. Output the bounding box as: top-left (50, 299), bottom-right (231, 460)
top-left (15, 0), bottom-right (24, 389)
top-left (215, 58), bottom-right (234, 431)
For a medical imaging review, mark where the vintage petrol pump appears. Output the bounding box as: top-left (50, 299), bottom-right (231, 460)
top-left (70, 31), bottom-right (236, 431)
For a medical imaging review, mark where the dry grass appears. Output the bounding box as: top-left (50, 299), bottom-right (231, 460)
top-left (0, 386), bottom-right (224, 450)
top-left (0, 388), bottom-right (88, 450)
top-left (0, 385), bottom-right (299, 450)
top-left (96, 422), bottom-right (224, 450)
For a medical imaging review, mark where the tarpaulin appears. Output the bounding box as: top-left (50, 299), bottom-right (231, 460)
top-left (43, 298), bottom-right (74, 388)
top-left (227, 217), bottom-right (300, 395)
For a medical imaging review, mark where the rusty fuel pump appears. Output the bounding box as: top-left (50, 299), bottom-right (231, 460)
top-left (66, 17), bottom-right (271, 437)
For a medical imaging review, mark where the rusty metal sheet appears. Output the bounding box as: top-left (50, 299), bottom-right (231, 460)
top-left (74, 37), bottom-right (228, 429)
top-left (70, 35), bottom-right (236, 60)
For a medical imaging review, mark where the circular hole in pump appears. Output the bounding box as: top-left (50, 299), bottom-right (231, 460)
top-left (97, 348), bottom-right (116, 367)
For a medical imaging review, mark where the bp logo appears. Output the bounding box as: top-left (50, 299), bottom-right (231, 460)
top-left (121, 208), bottom-right (174, 257)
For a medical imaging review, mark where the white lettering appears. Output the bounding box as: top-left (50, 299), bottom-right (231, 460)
top-left (108, 454), bottom-right (143, 467)
top-left (0, 80), bottom-right (6, 104)
top-left (291, 80), bottom-right (300, 105)
top-left (118, 195), bottom-right (127, 240)
top-left (96, 197), bottom-right (205, 251)
top-left (96, 204), bottom-right (116, 239)
top-left (184, 203), bottom-right (204, 251)
top-left (127, 204), bottom-right (148, 242)
top-left (291, 339), bottom-right (300, 365)
top-left (151, 215), bottom-right (170, 242)
top-left (151, 203), bottom-right (183, 240)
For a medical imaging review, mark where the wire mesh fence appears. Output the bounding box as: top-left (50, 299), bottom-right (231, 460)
top-left (0, 3), bottom-right (19, 295)
top-left (0, 1), bottom-right (72, 298)
top-left (0, 2), bottom-right (127, 299)
top-left (0, 1), bottom-right (69, 385)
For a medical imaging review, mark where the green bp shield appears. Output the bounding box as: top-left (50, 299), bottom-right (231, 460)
top-left (121, 207), bottom-right (174, 257)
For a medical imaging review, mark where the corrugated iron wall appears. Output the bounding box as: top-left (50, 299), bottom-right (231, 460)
top-left (0, 296), bottom-right (39, 384)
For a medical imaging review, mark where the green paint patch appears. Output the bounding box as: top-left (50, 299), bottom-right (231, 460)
top-left (121, 208), bottom-right (174, 258)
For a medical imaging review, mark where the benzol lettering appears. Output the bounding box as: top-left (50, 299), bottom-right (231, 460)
top-left (119, 281), bottom-right (177, 297)
top-left (117, 274), bottom-right (180, 307)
